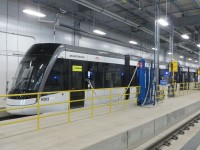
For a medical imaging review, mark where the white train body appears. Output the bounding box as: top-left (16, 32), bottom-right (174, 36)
top-left (7, 93), bottom-right (66, 115)
top-left (6, 88), bottom-right (139, 115)
top-left (6, 43), bottom-right (166, 115)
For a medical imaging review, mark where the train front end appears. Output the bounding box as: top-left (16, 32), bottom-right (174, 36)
top-left (6, 43), bottom-right (61, 115)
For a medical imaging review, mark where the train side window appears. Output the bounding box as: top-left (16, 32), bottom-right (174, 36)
top-left (128, 66), bottom-right (138, 86)
top-left (103, 64), bottom-right (123, 88)
top-left (43, 58), bottom-right (64, 92)
top-left (87, 62), bottom-right (103, 88)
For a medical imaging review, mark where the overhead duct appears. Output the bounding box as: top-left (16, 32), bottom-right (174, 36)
top-left (71, 0), bottom-right (198, 55)
top-left (192, 0), bottom-right (200, 8)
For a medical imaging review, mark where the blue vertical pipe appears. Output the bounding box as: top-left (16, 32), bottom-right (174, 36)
top-left (149, 62), bottom-right (153, 102)
top-left (138, 59), bottom-right (146, 105)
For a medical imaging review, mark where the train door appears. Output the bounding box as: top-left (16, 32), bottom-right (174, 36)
top-left (195, 72), bottom-right (198, 82)
top-left (183, 72), bottom-right (189, 89)
top-left (69, 60), bottom-right (85, 108)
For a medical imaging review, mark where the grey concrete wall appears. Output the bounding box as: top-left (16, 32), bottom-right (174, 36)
top-left (83, 101), bottom-right (200, 150)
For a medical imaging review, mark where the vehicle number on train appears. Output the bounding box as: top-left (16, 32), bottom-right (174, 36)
top-left (41, 97), bottom-right (49, 101)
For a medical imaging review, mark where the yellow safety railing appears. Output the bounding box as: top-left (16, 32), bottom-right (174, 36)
top-left (156, 90), bottom-right (165, 102)
top-left (0, 86), bottom-right (140, 130)
top-left (160, 82), bottom-right (200, 98)
top-left (0, 82), bottom-right (199, 131)
top-left (155, 85), bottom-right (165, 102)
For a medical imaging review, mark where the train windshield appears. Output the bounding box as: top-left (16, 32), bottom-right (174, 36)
top-left (10, 44), bottom-right (60, 94)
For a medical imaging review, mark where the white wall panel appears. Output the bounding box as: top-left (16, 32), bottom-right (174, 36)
top-left (55, 29), bottom-right (72, 45)
top-left (18, 36), bottom-right (35, 52)
top-left (0, 0), bottom-right (7, 15)
top-left (17, 17), bottom-right (39, 40)
top-left (7, 0), bottom-right (18, 17)
top-left (39, 23), bottom-right (54, 43)
top-left (0, 32), bottom-right (6, 51)
top-left (7, 56), bottom-right (19, 92)
top-left (0, 56), bottom-right (6, 94)
top-left (0, 14), bottom-right (6, 30)
top-left (7, 34), bottom-right (18, 51)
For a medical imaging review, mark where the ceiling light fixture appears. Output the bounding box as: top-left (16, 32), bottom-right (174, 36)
top-left (188, 58), bottom-right (192, 60)
top-left (152, 48), bottom-right (157, 50)
top-left (179, 56), bottom-right (184, 58)
top-left (23, 9), bottom-right (46, 17)
top-left (195, 60), bottom-right (198, 62)
top-left (168, 52), bottom-right (172, 55)
top-left (197, 44), bottom-right (200, 47)
top-left (98, 51), bottom-right (108, 54)
top-left (129, 40), bottom-right (138, 45)
top-left (158, 18), bottom-right (169, 26)
top-left (181, 34), bottom-right (189, 39)
top-left (93, 29), bottom-right (106, 35)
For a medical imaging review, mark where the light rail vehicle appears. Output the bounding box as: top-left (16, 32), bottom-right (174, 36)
top-left (6, 43), bottom-right (196, 115)
top-left (7, 43), bottom-right (139, 115)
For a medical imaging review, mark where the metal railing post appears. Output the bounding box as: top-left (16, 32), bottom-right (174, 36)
top-left (137, 86), bottom-right (140, 105)
top-left (109, 88), bottom-right (112, 113)
top-left (68, 92), bottom-right (71, 123)
top-left (91, 89), bottom-right (94, 118)
top-left (37, 93), bottom-right (41, 130)
top-left (162, 90), bottom-right (164, 102)
top-left (124, 88), bottom-right (127, 110)
top-left (191, 82), bottom-right (193, 92)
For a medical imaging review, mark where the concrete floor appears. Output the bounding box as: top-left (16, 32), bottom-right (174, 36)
top-left (0, 92), bottom-right (200, 150)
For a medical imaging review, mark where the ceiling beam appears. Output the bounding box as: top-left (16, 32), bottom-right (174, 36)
top-left (173, 14), bottom-right (200, 26)
top-left (71, 0), bottom-right (198, 55)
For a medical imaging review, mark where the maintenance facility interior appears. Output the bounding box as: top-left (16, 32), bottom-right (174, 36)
top-left (1, 0), bottom-right (200, 150)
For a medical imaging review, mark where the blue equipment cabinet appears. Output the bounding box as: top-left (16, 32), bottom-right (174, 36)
top-left (137, 59), bottom-right (153, 106)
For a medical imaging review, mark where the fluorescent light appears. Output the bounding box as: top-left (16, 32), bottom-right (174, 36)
top-left (181, 34), bottom-right (189, 39)
top-left (152, 48), bottom-right (157, 50)
top-left (93, 30), bottom-right (106, 35)
top-left (129, 40), bottom-right (138, 45)
top-left (98, 51), bottom-right (108, 54)
top-left (195, 60), bottom-right (198, 62)
top-left (179, 56), bottom-right (184, 58)
top-left (23, 9), bottom-right (46, 17)
top-left (168, 52), bottom-right (172, 55)
top-left (197, 44), bottom-right (200, 47)
top-left (158, 18), bottom-right (169, 26)
top-left (188, 58), bottom-right (192, 60)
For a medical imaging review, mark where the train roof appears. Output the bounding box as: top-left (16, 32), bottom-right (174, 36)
top-left (30, 43), bottom-right (197, 70)
top-left (32, 43), bottom-right (126, 59)
top-left (63, 44), bottom-right (126, 59)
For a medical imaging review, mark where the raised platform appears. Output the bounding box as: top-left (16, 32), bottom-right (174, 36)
top-left (0, 92), bottom-right (200, 150)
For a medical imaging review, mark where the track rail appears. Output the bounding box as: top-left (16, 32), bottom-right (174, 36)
top-left (145, 113), bottom-right (200, 150)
